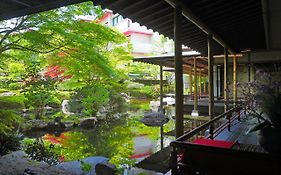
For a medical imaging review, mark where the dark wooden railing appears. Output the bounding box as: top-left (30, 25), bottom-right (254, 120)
top-left (170, 104), bottom-right (245, 175)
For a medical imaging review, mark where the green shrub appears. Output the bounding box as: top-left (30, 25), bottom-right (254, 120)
top-left (56, 91), bottom-right (71, 101)
top-left (0, 89), bottom-right (9, 93)
top-left (47, 96), bottom-right (61, 108)
top-left (0, 95), bottom-right (26, 110)
top-left (23, 138), bottom-right (59, 165)
top-left (69, 85), bottom-right (109, 116)
top-left (128, 85), bottom-right (157, 99)
top-left (8, 82), bottom-right (21, 90)
top-left (0, 132), bottom-right (22, 156)
top-left (0, 110), bottom-right (22, 134)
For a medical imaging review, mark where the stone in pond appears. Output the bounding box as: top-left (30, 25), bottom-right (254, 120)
top-left (58, 156), bottom-right (113, 175)
top-left (79, 117), bottom-right (98, 129)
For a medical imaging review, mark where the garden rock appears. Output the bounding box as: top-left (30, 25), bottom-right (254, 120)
top-left (58, 156), bottom-right (113, 175)
top-left (26, 120), bottom-right (48, 131)
top-left (0, 91), bottom-right (16, 96)
top-left (79, 117), bottom-right (98, 129)
top-left (0, 151), bottom-right (76, 175)
top-left (47, 121), bottom-right (66, 130)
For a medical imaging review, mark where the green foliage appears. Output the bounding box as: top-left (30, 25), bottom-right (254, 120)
top-left (49, 131), bottom-right (96, 161)
top-left (0, 95), bottom-right (26, 110)
top-left (23, 138), bottom-right (59, 165)
top-left (0, 110), bottom-right (22, 134)
top-left (128, 83), bottom-right (159, 99)
top-left (8, 82), bottom-right (21, 90)
top-left (1, 2), bottom-right (132, 122)
top-left (0, 2), bottom-right (102, 57)
top-left (0, 95), bottom-right (24, 135)
top-left (128, 99), bottom-right (151, 111)
top-left (69, 85), bottom-right (109, 116)
top-left (129, 116), bottom-right (160, 140)
top-left (0, 61), bottom-right (25, 89)
top-left (0, 89), bottom-right (9, 93)
top-left (128, 62), bottom-right (159, 80)
top-left (80, 161), bottom-right (92, 172)
top-left (40, 118), bottom-right (134, 169)
top-left (0, 132), bottom-right (22, 156)
top-left (23, 59), bottom-right (58, 119)
top-left (47, 96), bottom-right (61, 108)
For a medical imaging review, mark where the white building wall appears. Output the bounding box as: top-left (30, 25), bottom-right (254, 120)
top-left (130, 33), bottom-right (152, 54)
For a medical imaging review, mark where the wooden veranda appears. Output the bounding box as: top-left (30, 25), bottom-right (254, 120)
top-left (1, 0), bottom-right (281, 174)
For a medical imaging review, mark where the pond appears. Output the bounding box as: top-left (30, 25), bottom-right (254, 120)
top-left (22, 99), bottom-right (175, 172)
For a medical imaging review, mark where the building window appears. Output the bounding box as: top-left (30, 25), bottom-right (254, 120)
top-left (112, 15), bottom-right (123, 26)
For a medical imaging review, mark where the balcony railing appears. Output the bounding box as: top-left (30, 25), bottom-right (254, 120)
top-left (170, 104), bottom-right (247, 174)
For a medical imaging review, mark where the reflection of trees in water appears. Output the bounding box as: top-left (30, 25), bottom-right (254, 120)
top-left (53, 118), bottom-right (134, 167)
top-left (35, 115), bottom-right (174, 168)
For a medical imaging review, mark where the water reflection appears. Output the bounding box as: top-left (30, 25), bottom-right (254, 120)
top-left (23, 103), bottom-right (176, 172)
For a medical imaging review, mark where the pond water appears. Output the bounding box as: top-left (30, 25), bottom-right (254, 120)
top-left (23, 99), bottom-right (175, 171)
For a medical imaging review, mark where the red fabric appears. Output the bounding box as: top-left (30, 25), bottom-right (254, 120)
top-left (130, 152), bottom-right (151, 159)
top-left (192, 138), bottom-right (235, 149)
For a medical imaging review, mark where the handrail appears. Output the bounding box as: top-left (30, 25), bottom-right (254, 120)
top-left (170, 103), bottom-right (246, 175)
top-left (173, 104), bottom-right (244, 143)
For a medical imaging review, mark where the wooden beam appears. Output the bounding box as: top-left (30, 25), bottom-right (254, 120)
top-left (174, 4), bottom-right (184, 138)
top-left (164, 0), bottom-right (236, 54)
top-left (11, 0), bottom-right (32, 7)
top-left (208, 34), bottom-right (215, 139)
top-left (1, 0), bottom-right (88, 20)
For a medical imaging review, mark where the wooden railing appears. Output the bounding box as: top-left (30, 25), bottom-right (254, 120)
top-left (170, 104), bottom-right (245, 175)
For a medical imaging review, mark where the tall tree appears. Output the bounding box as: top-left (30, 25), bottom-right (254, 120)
top-left (0, 2), bottom-right (132, 118)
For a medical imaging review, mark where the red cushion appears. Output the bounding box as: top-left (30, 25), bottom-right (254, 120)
top-left (192, 138), bottom-right (235, 149)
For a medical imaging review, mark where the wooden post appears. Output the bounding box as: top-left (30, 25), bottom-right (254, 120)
top-left (224, 48), bottom-right (229, 112)
top-left (199, 69), bottom-right (202, 99)
top-left (194, 58), bottom-right (198, 111)
top-left (216, 65), bottom-right (219, 99)
top-left (174, 4), bottom-right (183, 138)
top-left (160, 65), bottom-right (164, 149)
top-left (233, 54), bottom-right (237, 106)
top-left (208, 34), bottom-right (214, 139)
top-left (224, 48), bottom-right (231, 131)
top-left (248, 53), bottom-right (254, 94)
top-left (203, 77), bottom-right (206, 94)
top-left (189, 69), bottom-right (193, 95)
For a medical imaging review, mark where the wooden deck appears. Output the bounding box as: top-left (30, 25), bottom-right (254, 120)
top-left (138, 112), bottom-right (263, 174)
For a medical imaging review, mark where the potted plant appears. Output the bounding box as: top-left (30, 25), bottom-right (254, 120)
top-left (239, 68), bottom-right (281, 153)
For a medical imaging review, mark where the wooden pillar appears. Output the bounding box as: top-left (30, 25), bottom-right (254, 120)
top-left (174, 4), bottom-right (183, 138)
top-left (216, 66), bottom-right (219, 99)
top-left (224, 48), bottom-right (229, 112)
top-left (208, 34), bottom-right (214, 139)
top-left (233, 54), bottom-right (237, 106)
top-left (194, 58), bottom-right (198, 111)
top-left (248, 53), bottom-right (251, 94)
top-left (203, 77), bottom-right (206, 94)
top-left (189, 69), bottom-right (193, 95)
top-left (160, 65), bottom-right (164, 149)
top-left (199, 70), bottom-right (202, 98)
